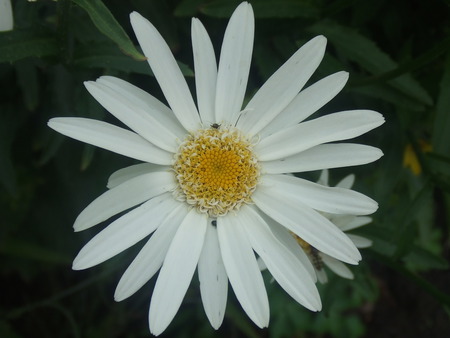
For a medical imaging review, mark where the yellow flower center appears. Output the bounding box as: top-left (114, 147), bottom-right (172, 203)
top-left (173, 126), bottom-right (260, 217)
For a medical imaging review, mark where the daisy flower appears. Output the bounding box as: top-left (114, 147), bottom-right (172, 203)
top-left (48, 2), bottom-right (384, 335)
top-left (292, 170), bottom-right (373, 284)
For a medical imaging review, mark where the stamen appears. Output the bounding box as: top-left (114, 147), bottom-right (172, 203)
top-left (173, 126), bottom-right (260, 217)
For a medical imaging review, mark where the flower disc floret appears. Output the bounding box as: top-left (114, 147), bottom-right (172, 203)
top-left (173, 126), bottom-right (260, 217)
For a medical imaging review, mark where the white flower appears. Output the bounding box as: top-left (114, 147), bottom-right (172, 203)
top-left (0, 0), bottom-right (13, 32)
top-left (48, 2), bottom-right (384, 335)
top-left (293, 170), bottom-right (374, 284)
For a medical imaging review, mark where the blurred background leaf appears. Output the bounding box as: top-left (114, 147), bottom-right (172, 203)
top-left (199, 0), bottom-right (320, 18)
top-left (71, 0), bottom-right (146, 60)
top-left (0, 29), bottom-right (58, 63)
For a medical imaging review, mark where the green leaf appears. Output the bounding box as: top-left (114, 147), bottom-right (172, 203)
top-left (73, 43), bottom-right (151, 74)
top-left (349, 84), bottom-right (427, 111)
top-left (427, 152), bottom-right (450, 177)
top-left (177, 61), bottom-right (195, 77)
top-left (174, 0), bottom-right (206, 16)
top-left (252, 0), bottom-right (319, 18)
top-left (201, 0), bottom-right (319, 18)
top-left (15, 59), bottom-right (40, 111)
top-left (199, 0), bottom-right (240, 17)
top-left (427, 152), bottom-right (450, 189)
top-left (309, 21), bottom-right (432, 106)
top-left (393, 181), bottom-right (433, 260)
top-left (353, 35), bottom-right (450, 89)
top-left (432, 53), bottom-right (450, 155)
top-left (73, 43), bottom-right (194, 76)
top-left (0, 105), bottom-right (18, 195)
top-left (71, 0), bottom-right (145, 61)
top-left (404, 245), bottom-right (449, 271)
top-left (0, 29), bottom-right (58, 63)
top-left (427, 152), bottom-right (450, 168)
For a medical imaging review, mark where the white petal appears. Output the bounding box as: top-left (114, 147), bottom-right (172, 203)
top-left (348, 234), bottom-right (372, 248)
top-left (192, 18), bottom-right (217, 124)
top-left (317, 169), bottom-right (329, 186)
top-left (256, 110), bottom-right (385, 161)
top-left (215, 2), bottom-right (254, 123)
top-left (341, 216), bottom-right (372, 231)
top-left (0, 0), bottom-right (13, 32)
top-left (321, 253), bottom-right (354, 279)
top-left (217, 213), bottom-right (269, 328)
top-left (74, 171), bottom-right (176, 231)
top-left (257, 257), bottom-right (267, 271)
top-left (48, 118), bottom-right (173, 165)
top-left (241, 206), bottom-right (321, 311)
top-left (316, 268), bottom-right (328, 284)
top-left (256, 209), bottom-right (316, 282)
top-left (261, 143), bottom-right (383, 174)
top-left (335, 174), bottom-right (355, 189)
top-left (198, 223), bottom-right (228, 329)
top-left (107, 163), bottom-right (170, 189)
top-left (85, 81), bottom-right (179, 152)
top-left (130, 12), bottom-right (200, 131)
top-left (330, 215), bottom-right (358, 230)
top-left (268, 226), bottom-right (318, 283)
top-left (114, 203), bottom-right (188, 301)
top-left (96, 76), bottom-right (186, 138)
top-left (73, 194), bottom-right (179, 270)
top-left (252, 187), bottom-right (361, 264)
top-left (260, 174), bottom-right (378, 215)
top-left (238, 36), bottom-right (327, 135)
top-left (149, 209), bottom-right (208, 336)
top-left (259, 71), bottom-right (349, 138)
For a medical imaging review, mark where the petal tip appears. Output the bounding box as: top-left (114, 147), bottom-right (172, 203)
top-left (73, 218), bottom-right (85, 232)
top-left (129, 11), bottom-right (142, 21)
top-left (309, 35), bottom-right (327, 48)
top-left (149, 323), bottom-right (165, 337)
top-left (234, 1), bottom-right (253, 17)
top-left (72, 260), bottom-right (83, 271)
top-left (83, 80), bottom-right (96, 91)
top-left (114, 292), bottom-right (125, 302)
top-left (375, 148), bottom-right (384, 159)
top-left (316, 34), bottom-right (327, 43)
top-left (47, 118), bottom-right (65, 132)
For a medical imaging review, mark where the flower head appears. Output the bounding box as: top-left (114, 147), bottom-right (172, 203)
top-left (48, 2), bottom-right (384, 335)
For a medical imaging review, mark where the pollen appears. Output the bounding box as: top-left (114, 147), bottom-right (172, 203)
top-left (173, 126), bottom-right (260, 217)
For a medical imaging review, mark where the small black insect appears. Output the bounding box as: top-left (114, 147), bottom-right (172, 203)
top-left (210, 123), bottom-right (221, 129)
top-left (211, 220), bottom-right (217, 226)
